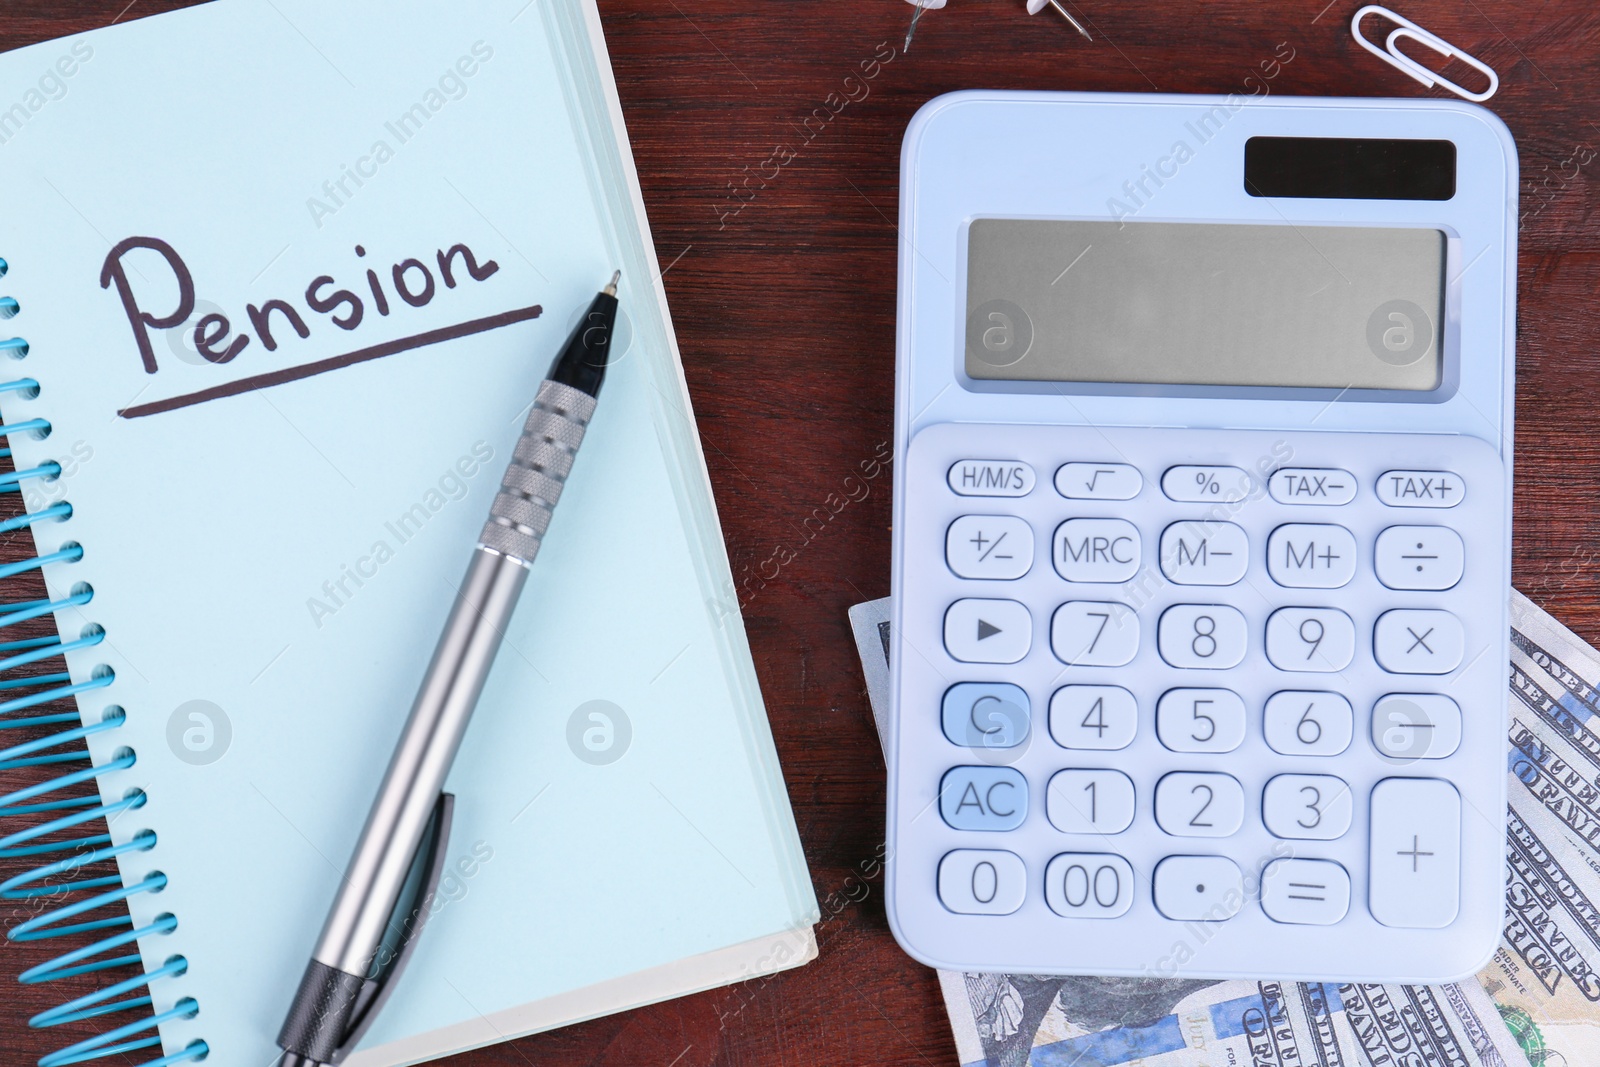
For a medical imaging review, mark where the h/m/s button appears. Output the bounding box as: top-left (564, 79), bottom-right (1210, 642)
top-left (949, 460), bottom-right (1035, 497)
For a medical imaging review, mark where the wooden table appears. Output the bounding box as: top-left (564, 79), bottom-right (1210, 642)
top-left (2, 1), bottom-right (1597, 1063)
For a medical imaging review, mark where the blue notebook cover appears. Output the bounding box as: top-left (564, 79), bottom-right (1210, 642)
top-left (0, 2), bottom-right (817, 1063)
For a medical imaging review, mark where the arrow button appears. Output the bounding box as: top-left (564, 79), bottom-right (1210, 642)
top-left (945, 599), bottom-right (1031, 663)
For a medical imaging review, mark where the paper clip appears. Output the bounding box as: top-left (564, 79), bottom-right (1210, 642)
top-left (1351, 5), bottom-right (1498, 103)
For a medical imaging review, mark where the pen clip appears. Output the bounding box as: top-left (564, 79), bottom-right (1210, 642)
top-left (331, 791), bottom-right (456, 1064)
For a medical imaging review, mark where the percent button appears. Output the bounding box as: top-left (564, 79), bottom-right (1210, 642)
top-left (1162, 465), bottom-right (1253, 504)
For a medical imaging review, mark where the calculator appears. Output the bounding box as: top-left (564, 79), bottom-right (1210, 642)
top-left (886, 92), bottom-right (1517, 982)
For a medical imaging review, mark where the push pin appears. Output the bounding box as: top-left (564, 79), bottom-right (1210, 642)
top-left (1025, 0), bottom-right (1092, 40)
top-left (903, 0), bottom-right (946, 52)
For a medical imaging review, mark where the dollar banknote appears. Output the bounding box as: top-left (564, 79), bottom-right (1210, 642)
top-left (1478, 590), bottom-right (1600, 1066)
top-left (849, 594), bottom-right (1579, 1067)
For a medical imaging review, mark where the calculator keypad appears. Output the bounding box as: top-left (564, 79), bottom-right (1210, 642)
top-left (899, 425), bottom-right (1505, 972)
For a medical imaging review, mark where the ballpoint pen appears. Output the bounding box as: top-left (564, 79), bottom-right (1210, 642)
top-left (275, 271), bottom-right (620, 1067)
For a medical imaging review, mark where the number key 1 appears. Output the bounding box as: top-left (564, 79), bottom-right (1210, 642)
top-left (1047, 769), bottom-right (1136, 834)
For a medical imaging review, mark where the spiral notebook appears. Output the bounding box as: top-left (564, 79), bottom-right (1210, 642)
top-left (0, 2), bottom-right (817, 1064)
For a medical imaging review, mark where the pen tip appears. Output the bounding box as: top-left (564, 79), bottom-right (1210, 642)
top-left (603, 270), bottom-right (620, 297)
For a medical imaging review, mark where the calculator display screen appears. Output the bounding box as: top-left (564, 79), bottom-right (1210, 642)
top-left (964, 218), bottom-right (1446, 391)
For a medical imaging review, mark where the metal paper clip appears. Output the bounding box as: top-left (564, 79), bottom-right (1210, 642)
top-left (1352, 5), bottom-right (1498, 103)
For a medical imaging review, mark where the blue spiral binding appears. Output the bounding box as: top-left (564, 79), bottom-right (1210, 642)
top-left (0, 281), bottom-right (209, 1066)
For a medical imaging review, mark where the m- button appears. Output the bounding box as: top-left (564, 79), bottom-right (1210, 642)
top-left (1377, 470), bottom-right (1464, 508)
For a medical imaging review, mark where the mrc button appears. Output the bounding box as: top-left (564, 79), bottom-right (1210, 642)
top-left (948, 459), bottom-right (1035, 497)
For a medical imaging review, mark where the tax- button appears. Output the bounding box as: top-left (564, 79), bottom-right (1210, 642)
top-left (939, 766), bottom-right (1027, 831)
top-left (1270, 468), bottom-right (1356, 505)
top-left (944, 599), bottom-right (1031, 663)
top-left (938, 849), bottom-right (1026, 915)
top-left (1374, 610), bottom-right (1464, 674)
top-left (1369, 778), bottom-right (1459, 928)
top-left (946, 516), bottom-right (1034, 580)
top-left (1267, 524), bottom-right (1357, 588)
top-left (1377, 470), bottom-right (1463, 508)
top-left (1374, 526), bottom-right (1464, 591)
top-left (948, 460), bottom-right (1035, 497)
top-left (1153, 855), bottom-right (1244, 921)
top-left (1053, 519), bottom-right (1140, 582)
top-left (1261, 859), bottom-right (1350, 926)
top-left (1055, 463), bottom-right (1142, 500)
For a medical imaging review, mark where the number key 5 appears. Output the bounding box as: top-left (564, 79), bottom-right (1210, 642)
top-left (1156, 688), bottom-right (1246, 753)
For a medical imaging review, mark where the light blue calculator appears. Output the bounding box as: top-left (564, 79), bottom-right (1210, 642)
top-left (886, 91), bottom-right (1517, 982)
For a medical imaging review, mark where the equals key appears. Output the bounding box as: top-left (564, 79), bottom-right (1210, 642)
top-left (1262, 859), bottom-right (1350, 925)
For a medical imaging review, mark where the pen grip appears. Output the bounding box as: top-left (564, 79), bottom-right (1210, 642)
top-left (478, 378), bottom-right (597, 565)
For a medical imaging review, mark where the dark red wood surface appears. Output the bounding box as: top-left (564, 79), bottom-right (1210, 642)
top-left (3, 1), bottom-right (1599, 1064)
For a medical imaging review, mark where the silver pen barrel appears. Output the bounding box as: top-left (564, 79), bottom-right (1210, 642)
top-left (276, 271), bottom-right (612, 1062)
top-left (313, 380), bottom-right (598, 974)
top-left (277, 273), bottom-right (617, 1065)
top-left (310, 377), bottom-right (595, 979)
